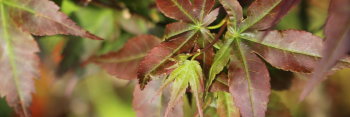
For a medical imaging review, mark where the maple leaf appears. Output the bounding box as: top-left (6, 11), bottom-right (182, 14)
top-left (229, 42), bottom-right (270, 117)
top-left (209, 0), bottom-right (350, 117)
top-left (0, 0), bottom-right (101, 116)
top-left (138, 0), bottom-right (219, 89)
top-left (159, 58), bottom-right (204, 117)
top-left (92, 35), bottom-right (160, 80)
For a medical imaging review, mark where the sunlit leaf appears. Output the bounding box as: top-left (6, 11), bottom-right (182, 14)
top-left (161, 60), bottom-right (204, 117)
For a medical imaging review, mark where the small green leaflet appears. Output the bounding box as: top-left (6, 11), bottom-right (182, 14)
top-left (161, 59), bottom-right (204, 117)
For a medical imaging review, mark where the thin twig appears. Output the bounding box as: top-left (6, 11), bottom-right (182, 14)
top-left (201, 22), bottom-right (227, 53)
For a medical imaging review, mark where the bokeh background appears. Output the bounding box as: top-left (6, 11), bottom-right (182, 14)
top-left (1, 0), bottom-right (349, 117)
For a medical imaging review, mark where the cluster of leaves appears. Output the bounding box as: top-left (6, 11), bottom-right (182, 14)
top-left (0, 0), bottom-right (101, 116)
top-left (1, 0), bottom-right (349, 117)
top-left (93, 0), bottom-right (350, 117)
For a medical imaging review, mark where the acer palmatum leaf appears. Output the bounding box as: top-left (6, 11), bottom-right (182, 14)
top-left (240, 0), bottom-right (297, 32)
top-left (138, 32), bottom-right (196, 89)
top-left (0, 20), bottom-right (39, 117)
top-left (229, 40), bottom-right (271, 117)
top-left (156, 0), bottom-right (196, 22)
top-left (218, 0), bottom-right (243, 28)
top-left (93, 35), bottom-right (160, 80)
top-left (164, 22), bottom-right (195, 39)
top-left (162, 60), bottom-right (204, 117)
top-left (207, 0), bottom-right (242, 90)
top-left (138, 0), bottom-right (219, 88)
top-left (242, 30), bottom-right (350, 73)
top-left (301, 0), bottom-right (350, 100)
top-left (7, 0), bottom-right (102, 40)
top-left (0, 0), bottom-right (101, 116)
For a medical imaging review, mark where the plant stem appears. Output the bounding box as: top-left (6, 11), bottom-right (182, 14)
top-left (201, 22), bottom-right (227, 53)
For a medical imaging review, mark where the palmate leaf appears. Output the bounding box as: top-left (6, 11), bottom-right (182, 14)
top-left (242, 30), bottom-right (350, 73)
top-left (0, 0), bottom-right (100, 116)
top-left (138, 0), bottom-right (218, 88)
top-left (214, 0), bottom-right (350, 116)
top-left (229, 40), bottom-right (270, 117)
top-left (92, 35), bottom-right (160, 80)
top-left (161, 60), bottom-right (204, 117)
top-left (239, 30), bottom-right (350, 111)
top-left (138, 32), bottom-right (196, 89)
top-left (302, 0), bottom-right (350, 100)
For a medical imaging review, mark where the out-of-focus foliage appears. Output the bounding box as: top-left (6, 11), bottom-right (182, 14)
top-left (0, 0), bottom-right (349, 117)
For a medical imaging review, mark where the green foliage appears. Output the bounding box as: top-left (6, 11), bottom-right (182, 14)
top-left (0, 0), bottom-right (349, 117)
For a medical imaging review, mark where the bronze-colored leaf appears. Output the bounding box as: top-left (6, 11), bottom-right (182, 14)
top-left (193, 0), bottom-right (215, 21)
top-left (138, 32), bottom-right (196, 89)
top-left (0, 0), bottom-right (101, 115)
top-left (93, 35), bottom-right (161, 80)
top-left (7, 0), bottom-right (102, 40)
top-left (240, 0), bottom-right (297, 31)
top-left (229, 40), bottom-right (270, 117)
top-left (218, 0), bottom-right (243, 28)
top-left (156, 0), bottom-right (196, 22)
top-left (242, 30), bottom-right (350, 73)
top-left (164, 22), bottom-right (195, 39)
top-left (0, 24), bottom-right (39, 116)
